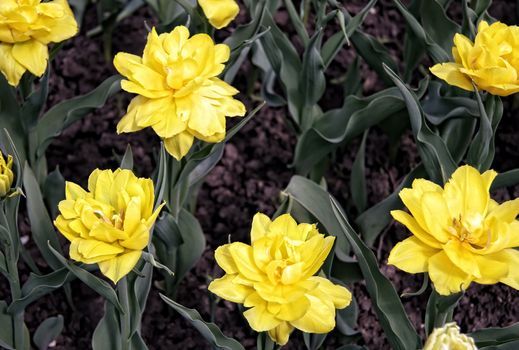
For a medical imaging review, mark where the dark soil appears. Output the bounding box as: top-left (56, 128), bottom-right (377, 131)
top-left (1, 0), bottom-right (519, 349)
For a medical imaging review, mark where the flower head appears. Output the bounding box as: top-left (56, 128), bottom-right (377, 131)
top-left (424, 323), bottom-right (477, 350)
top-left (0, 0), bottom-right (78, 86)
top-left (199, 0), bottom-right (240, 29)
top-left (208, 213), bottom-right (351, 345)
top-left (430, 21), bottom-right (519, 96)
top-left (54, 169), bottom-right (164, 283)
top-left (113, 26), bottom-right (246, 160)
top-left (389, 165), bottom-right (519, 295)
top-left (0, 153), bottom-right (14, 198)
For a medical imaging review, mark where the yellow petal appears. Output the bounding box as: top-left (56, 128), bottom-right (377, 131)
top-left (208, 274), bottom-right (253, 303)
top-left (251, 212), bottom-right (271, 242)
top-left (228, 242), bottom-right (264, 282)
top-left (420, 192), bottom-right (451, 243)
top-left (388, 236), bottom-right (438, 273)
top-left (275, 297), bottom-right (309, 321)
top-left (310, 276), bottom-right (352, 309)
top-left (473, 252), bottom-right (509, 284)
top-left (214, 244), bottom-right (238, 274)
top-left (198, 0), bottom-right (240, 29)
top-left (430, 62), bottom-right (474, 91)
top-left (391, 210), bottom-right (441, 248)
top-left (243, 303), bottom-right (281, 332)
top-left (498, 249), bottom-right (519, 290)
top-left (164, 131), bottom-right (195, 161)
top-left (428, 251), bottom-right (472, 295)
top-left (442, 240), bottom-right (481, 278)
top-left (120, 222), bottom-right (149, 250)
top-left (300, 235), bottom-right (335, 278)
top-left (0, 43), bottom-right (26, 86)
top-left (98, 250), bottom-right (142, 283)
top-left (269, 214), bottom-right (298, 238)
top-left (65, 181), bottom-right (88, 200)
top-left (487, 198), bottom-right (519, 223)
top-left (448, 165), bottom-right (493, 219)
top-left (268, 322), bottom-right (293, 346)
top-left (12, 40), bottom-right (49, 77)
top-left (290, 293), bottom-right (335, 334)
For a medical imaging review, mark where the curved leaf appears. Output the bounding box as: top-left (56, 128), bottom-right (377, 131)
top-left (160, 294), bottom-right (244, 350)
top-left (330, 196), bottom-right (421, 350)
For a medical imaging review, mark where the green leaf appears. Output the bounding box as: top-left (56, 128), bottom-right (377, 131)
top-left (92, 302), bottom-right (122, 350)
top-left (303, 332), bottom-right (327, 350)
top-left (284, 175), bottom-right (351, 259)
top-left (470, 322), bottom-right (519, 347)
top-left (48, 243), bottom-right (123, 313)
top-left (120, 144), bottom-right (134, 170)
top-left (299, 30), bottom-right (325, 131)
top-left (336, 295), bottom-right (359, 336)
top-left (33, 315), bottom-right (64, 350)
top-left (393, 0), bottom-right (450, 63)
top-left (43, 167), bottom-right (65, 219)
top-left (0, 301), bottom-right (14, 350)
top-left (350, 130), bottom-right (368, 213)
top-left (8, 268), bottom-right (72, 314)
top-left (384, 65), bottom-right (456, 183)
top-left (160, 294), bottom-right (244, 350)
top-left (154, 209), bottom-right (205, 293)
top-left (33, 75), bottom-right (121, 160)
top-left (491, 169), bottom-right (519, 190)
top-left (329, 196), bottom-right (421, 350)
top-left (424, 290), bottom-right (462, 335)
top-left (294, 87), bottom-right (409, 175)
top-left (420, 0), bottom-right (460, 52)
top-left (355, 164), bottom-right (427, 246)
top-left (23, 162), bottom-right (63, 270)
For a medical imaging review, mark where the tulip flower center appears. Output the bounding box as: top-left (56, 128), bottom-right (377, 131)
top-left (94, 209), bottom-right (124, 230)
top-left (449, 216), bottom-right (475, 243)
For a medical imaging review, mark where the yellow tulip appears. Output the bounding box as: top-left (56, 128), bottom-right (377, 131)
top-left (389, 165), bottom-right (519, 295)
top-left (198, 0), bottom-right (240, 29)
top-left (423, 323), bottom-right (477, 350)
top-left (54, 169), bottom-right (164, 283)
top-left (208, 213), bottom-right (351, 345)
top-left (0, 153), bottom-right (14, 198)
top-left (0, 0), bottom-right (78, 86)
top-left (113, 26), bottom-right (246, 160)
top-left (430, 21), bottom-right (519, 96)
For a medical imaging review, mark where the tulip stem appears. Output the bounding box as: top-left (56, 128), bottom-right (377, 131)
top-left (118, 277), bottom-right (132, 350)
top-left (7, 251), bottom-right (25, 350)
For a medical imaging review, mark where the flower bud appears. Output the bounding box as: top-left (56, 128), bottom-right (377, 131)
top-left (424, 323), bottom-right (477, 350)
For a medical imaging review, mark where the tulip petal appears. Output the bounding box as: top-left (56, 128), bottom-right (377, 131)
top-left (310, 276), bottom-right (352, 309)
top-left (269, 214), bottom-right (298, 239)
top-left (388, 236), bottom-right (438, 273)
top-left (0, 43), bottom-right (26, 86)
top-left (12, 40), bottom-right (49, 77)
top-left (164, 131), bottom-right (194, 160)
top-left (442, 240), bottom-right (481, 278)
top-left (65, 182), bottom-right (88, 200)
top-left (251, 212), bottom-right (271, 242)
top-left (391, 210), bottom-right (441, 248)
top-left (428, 251), bottom-right (472, 295)
top-left (208, 274), bottom-right (253, 303)
top-left (290, 293), bottom-right (335, 334)
top-left (243, 303), bottom-right (281, 332)
top-left (473, 252), bottom-right (509, 284)
top-left (229, 242), bottom-right (264, 282)
top-left (268, 322), bottom-right (293, 346)
top-left (214, 244), bottom-right (238, 274)
top-left (430, 62), bottom-right (474, 91)
top-left (98, 250), bottom-right (142, 283)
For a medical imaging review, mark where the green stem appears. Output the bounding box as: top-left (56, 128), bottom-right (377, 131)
top-left (7, 256), bottom-right (24, 350)
top-left (118, 277), bottom-right (132, 350)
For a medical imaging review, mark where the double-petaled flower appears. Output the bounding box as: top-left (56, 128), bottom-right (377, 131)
top-left (430, 21), bottom-right (519, 96)
top-left (389, 165), bottom-right (519, 295)
top-left (0, 0), bottom-right (78, 86)
top-left (208, 213), bottom-right (351, 345)
top-left (423, 323), bottom-right (477, 350)
top-left (0, 153), bottom-right (14, 198)
top-left (54, 169), bottom-right (164, 283)
top-left (114, 26), bottom-right (246, 160)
